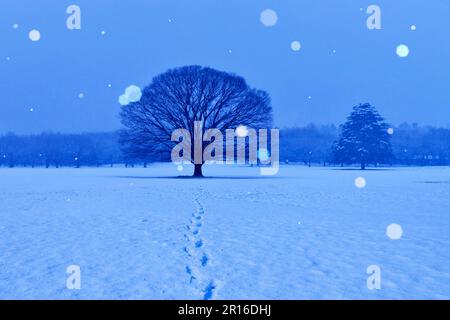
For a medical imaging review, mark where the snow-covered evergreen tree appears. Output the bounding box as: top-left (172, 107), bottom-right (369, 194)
top-left (334, 103), bottom-right (393, 169)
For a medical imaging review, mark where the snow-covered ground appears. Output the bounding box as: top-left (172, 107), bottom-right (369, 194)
top-left (0, 164), bottom-right (449, 299)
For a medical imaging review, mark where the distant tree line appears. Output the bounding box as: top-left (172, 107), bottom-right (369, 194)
top-left (282, 123), bottom-right (450, 167)
top-left (0, 132), bottom-right (123, 168)
top-left (390, 123), bottom-right (450, 166)
top-left (1, 123), bottom-right (449, 168)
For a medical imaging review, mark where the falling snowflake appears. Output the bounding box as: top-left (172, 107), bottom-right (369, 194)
top-left (290, 41), bottom-right (301, 52)
top-left (386, 223), bottom-right (403, 240)
top-left (119, 85), bottom-right (142, 106)
top-left (13, 24), bottom-right (19, 29)
top-left (236, 125), bottom-right (249, 137)
top-left (396, 44), bottom-right (409, 58)
top-left (78, 93), bottom-right (85, 99)
top-left (410, 25), bottom-right (416, 31)
top-left (29, 29), bottom-right (41, 42)
top-left (125, 85), bottom-right (142, 102)
top-left (118, 94), bottom-right (129, 106)
top-left (387, 128), bottom-right (394, 135)
top-left (260, 9), bottom-right (278, 27)
top-left (354, 177), bottom-right (366, 188)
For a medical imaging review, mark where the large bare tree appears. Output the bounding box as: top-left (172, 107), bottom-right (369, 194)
top-left (120, 65), bottom-right (273, 176)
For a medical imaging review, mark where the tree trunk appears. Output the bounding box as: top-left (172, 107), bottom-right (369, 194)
top-left (361, 162), bottom-right (366, 170)
top-left (193, 164), bottom-right (203, 177)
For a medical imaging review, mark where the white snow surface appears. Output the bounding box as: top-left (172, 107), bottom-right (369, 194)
top-left (0, 164), bottom-right (449, 299)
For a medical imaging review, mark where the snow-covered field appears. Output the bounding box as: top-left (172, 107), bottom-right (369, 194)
top-left (0, 164), bottom-right (449, 299)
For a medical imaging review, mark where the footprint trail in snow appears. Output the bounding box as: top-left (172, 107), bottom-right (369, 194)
top-left (183, 194), bottom-right (218, 299)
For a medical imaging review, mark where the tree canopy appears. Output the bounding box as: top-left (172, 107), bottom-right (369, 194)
top-left (334, 103), bottom-right (393, 169)
top-left (119, 65), bottom-right (273, 176)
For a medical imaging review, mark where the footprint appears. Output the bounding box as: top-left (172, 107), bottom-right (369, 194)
top-left (203, 281), bottom-right (216, 300)
top-left (183, 246), bottom-right (191, 256)
top-left (195, 240), bottom-right (203, 248)
top-left (185, 266), bottom-right (196, 283)
top-left (185, 266), bottom-right (192, 274)
top-left (201, 254), bottom-right (208, 267)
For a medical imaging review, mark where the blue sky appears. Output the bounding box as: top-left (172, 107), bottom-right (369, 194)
top-left (1, 0), bottom-right (450, 133)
